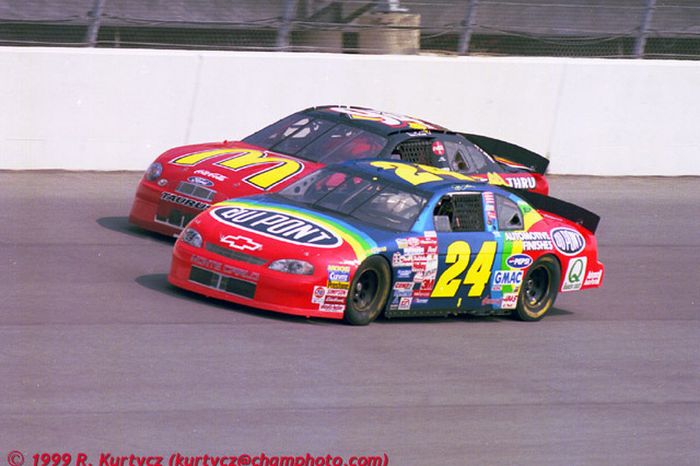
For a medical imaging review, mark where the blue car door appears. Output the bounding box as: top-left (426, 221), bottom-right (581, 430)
top-left (428, 192), bottom-right (502, 312)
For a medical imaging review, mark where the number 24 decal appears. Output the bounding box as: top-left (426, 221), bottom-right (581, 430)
top-left (431, 241), bottom-right (496, 298)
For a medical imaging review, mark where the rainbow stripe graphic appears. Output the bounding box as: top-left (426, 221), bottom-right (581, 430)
top-left (215, 199), bottom-right (379, 261)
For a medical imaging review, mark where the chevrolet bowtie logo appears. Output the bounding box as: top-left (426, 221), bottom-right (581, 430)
top-left (220, 235), bottom-right (262, 251)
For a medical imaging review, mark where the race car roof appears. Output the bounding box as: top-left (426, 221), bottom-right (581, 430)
top-left (303, 105), bottom-right (448, 136)
top-left (333, 160), bottom-right (600, 232)
top-left (333, 160), bottom-right (490, 195)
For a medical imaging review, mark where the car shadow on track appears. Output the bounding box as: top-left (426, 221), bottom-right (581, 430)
top-left (97, 216), bottom-right (175, 245)
top-left (375, 306), bottom-right (573, 326)
top-left (134, 273), bottom-right (336, 325)
top-left (134, 272), bottom-right (575, 326)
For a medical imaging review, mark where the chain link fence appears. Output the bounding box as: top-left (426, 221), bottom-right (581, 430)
top-left (1, 0), bottom-right (699, 59)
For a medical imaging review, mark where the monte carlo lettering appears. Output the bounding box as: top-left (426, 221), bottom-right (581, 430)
top-left (550, 227), bottom-right (586, 256)
top-left (211, 206), bottom-right (341, 247)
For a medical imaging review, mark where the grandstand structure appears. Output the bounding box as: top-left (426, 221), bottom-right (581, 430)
top-left (1, 0), bottom-right (699, 59)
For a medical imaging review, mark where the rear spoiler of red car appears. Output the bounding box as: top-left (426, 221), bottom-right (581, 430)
top-left (505, 187), bottom-right (600, 234)
top-left (461, 133), bottom-right (550, 175)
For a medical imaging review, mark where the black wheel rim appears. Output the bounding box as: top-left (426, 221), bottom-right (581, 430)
top-left (351, 270), bottom-right (379, 312)
top-left (524, 267), bottom-right (550, 307)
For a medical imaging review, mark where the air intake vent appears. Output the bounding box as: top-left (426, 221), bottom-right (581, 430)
top-left (176, 182), bottom-right (216, 202)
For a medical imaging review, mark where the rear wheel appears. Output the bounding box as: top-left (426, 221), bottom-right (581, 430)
top-left (344, 256), bottom-right (391, 326)
top-left (515, 255), bottom-right (561, 321)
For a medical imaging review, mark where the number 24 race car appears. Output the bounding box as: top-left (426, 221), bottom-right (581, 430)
top-left (168, 160), bottom-right (603, 325)
top-left (130, 105), bottom-right (550, 237)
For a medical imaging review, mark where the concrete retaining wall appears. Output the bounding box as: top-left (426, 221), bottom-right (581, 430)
top-left (2, 47), bottom-right (698, 175)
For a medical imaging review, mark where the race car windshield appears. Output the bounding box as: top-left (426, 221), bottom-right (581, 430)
top-left (280, 169), bottom-right (426, 231)
top-left (243, 113), bottom-right (387, 162)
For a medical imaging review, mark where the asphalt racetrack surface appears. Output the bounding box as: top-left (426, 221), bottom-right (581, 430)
top-left (2, 172), bottom-right (699, 465)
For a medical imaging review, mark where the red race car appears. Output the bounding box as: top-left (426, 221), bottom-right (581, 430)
top-left (168, 160), bottom-right (602, 325)
top-left (130, 106), bottom-right (550, 237)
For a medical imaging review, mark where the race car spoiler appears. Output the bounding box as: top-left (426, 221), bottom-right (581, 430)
top-left (461, 133), bottom-right (550, 175)
top-left (505, 187), bottom-right (600, 234)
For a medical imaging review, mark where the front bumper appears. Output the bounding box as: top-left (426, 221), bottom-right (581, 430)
top-left (168, 241), bottom-right (348, 320)
top-left (128, 180), bottom-right (207, 237)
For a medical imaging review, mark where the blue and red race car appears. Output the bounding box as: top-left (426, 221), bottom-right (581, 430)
top-left (168, 160), bottom-right (602, 325)
top-left (131, 106), bottom-right (550, 237)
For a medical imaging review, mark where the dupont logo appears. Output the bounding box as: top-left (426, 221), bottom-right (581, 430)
top-left (506, 254), bottom-right (532, 269)
top-left (551, 227), bottom-right (586, 256)
top-left (211, 206), bottom-right (341, 248)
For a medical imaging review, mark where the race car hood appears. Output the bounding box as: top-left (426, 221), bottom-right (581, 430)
top-left (152, 141), bottom-right (323, 201)
top-left (185, 196), bottom-right (392, 267)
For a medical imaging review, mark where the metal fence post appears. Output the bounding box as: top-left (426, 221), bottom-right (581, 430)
top-left (458, 0), bottom-right (479, 55)
top-left (277, 0), bottom-right (298, 50)
top-left (85, 0), bottom-right (107, 47)
top-left (634, 0), bottom-right (657, 58)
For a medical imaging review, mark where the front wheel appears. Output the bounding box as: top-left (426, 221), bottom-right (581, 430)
top-left (344, 256), bottom-right (391, 326)
top-left (515, 255), bottom-right (561, 321)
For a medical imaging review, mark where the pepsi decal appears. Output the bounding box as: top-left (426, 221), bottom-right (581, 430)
top-left (506, 254), bottom-right (533, 269)
top-left (211, 206), bottom-right (341, 247)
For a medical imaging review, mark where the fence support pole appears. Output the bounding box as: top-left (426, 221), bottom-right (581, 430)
top-left (85, 0), bottom-right (107, 47)
top-left (458, 0), bottom-right (479, 55)
top-left (634, 0), bottom-right (656, 58)
top-left (276, 0), bottom-right (298, 50)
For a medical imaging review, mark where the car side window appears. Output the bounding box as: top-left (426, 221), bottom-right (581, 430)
top-left (433, 194), bottom-right (485, 232)
top-left (496, 195), bottom-right (524, 230)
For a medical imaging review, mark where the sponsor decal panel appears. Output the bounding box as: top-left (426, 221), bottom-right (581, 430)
top-left (562, 257), bottom-right (587, 292)
top-left (211, 206), bottom-right (341, 248)
top-left (501, 292), bottom-right (519, 310)
top-left (393, 282), bottom-right (414, 291)
top-left (327, 265), bottom-right (351, 290)
top-left (432, 140), bottom-right (446, 156)
top-left (505, 176), bottom-right (536, 190)
top-left (584, 270), bottom-right (603, 286)
top-left (506, 254), bottom-right (533, 269)
top-left (161, 192), bottom-right (210, 210)
top-left (311, 286), bottom-right (327, 304)
top-left (551, 227), bottom-right (586, 256)
top-left (398, 297), bottom-right (413, 310)
top-left (194, 169), bottom-right (227, 181)
top-left (312, 286), bottom-right (348, 309)
top-left (492, 270), bottom-right (524, 292)
top-left (319, 304), bottom-right (345, 313)
top-left (482, 297), bottom-right (501, 306)
top-left (187, 176), bottom-right (214, 187)
top-left (504, 231), bottom-right (553, 251)
top-left (483, 191), bottom-right (497, 229)
top-left (392, 232), bottom-right (439, 301)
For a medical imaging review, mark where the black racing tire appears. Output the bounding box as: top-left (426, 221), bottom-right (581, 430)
top-left (344, 256), bottom-right (391, 326)
top-left (514, 255), bottom-right (561, 321)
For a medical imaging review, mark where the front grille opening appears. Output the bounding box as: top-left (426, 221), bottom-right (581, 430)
top-left (189, 266), bottom-right (256, 299)
top-left (176, 181), bottom-right (216, 201)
